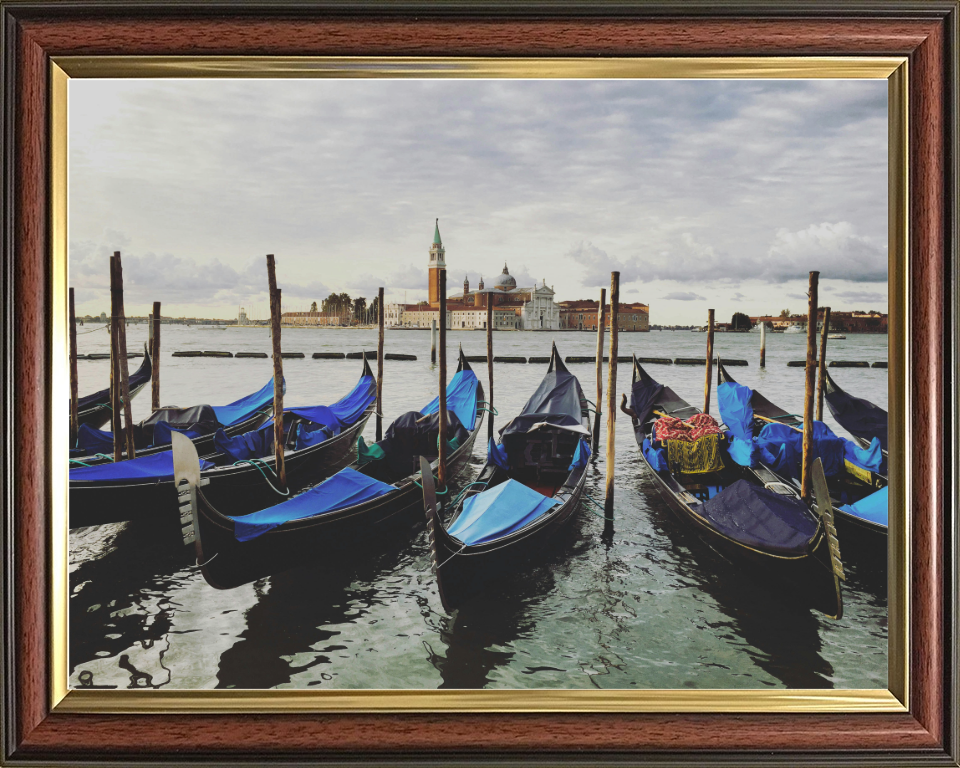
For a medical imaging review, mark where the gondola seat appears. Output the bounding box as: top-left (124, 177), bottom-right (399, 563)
top-left (696, 479), bottom-right (819, 556)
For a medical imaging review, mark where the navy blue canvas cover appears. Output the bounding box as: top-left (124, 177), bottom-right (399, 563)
top-left (825, 373), bottom-right (888, 451)
top-left (500, 359), bottom-right (587, 437)
top-left (629, 365), bottom-right (665, 425)
top-left (75, 423), bottom-right (116, 454)
top-left (214, 422), bottom-right (275, 462)
top-left (420, 370), bottom-right (480, 431)
top-left (697, 479), bottom-right (818, 555)
top-left (229, 466), bottom-right (396, 541)
top-left (70, 450), bottom-right (214, 482)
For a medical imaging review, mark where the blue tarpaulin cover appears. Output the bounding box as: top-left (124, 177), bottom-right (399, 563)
top-left (844, 435), bottom-right (883, 474)
top-left (420, 370), bottom-right (479, 431)
top-left (70, 450), bottom-right (214, 482)
top-left (697, 479), bottom-right (818, 555)
top-left (642, 438), bottom-right (669, 472)
top-left (294, 422), bottom-right (338, 451)
top-left (211, 378), bottom-right (278, 427)
top-left (717, 381), bottom-right (754, 442)
top-left (214, 422), bottom-right (275, 462)
top-left (230, 467), bottom-right (397, 541)
top-left (446, 478), bottom-right (561, 546)
top-left (568, 438), bottom-right (591, 471)
top-left (152, 421), bottom-right (204, 447)
top-left (487, 438), bottom-right (509, 471)
top-left (754, 421), bottom-right (846, 478)
top-left (838, 485), bottom-right (888, 527)
top-left (76, 423), bottom-right (115, 454)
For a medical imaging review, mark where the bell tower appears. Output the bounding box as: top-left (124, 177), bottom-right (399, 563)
top-left (428, 219), bottom-right (446, 306)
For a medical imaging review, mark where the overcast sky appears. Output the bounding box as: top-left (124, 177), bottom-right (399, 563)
top-left (69, 78), bottom-right (887, 324)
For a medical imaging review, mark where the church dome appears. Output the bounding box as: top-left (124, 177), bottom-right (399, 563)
top-left (494, 263), bottom-right (516, 290)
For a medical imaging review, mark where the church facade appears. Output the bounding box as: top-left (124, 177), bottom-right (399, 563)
top-left (386, 220), bottom-right (561, 330)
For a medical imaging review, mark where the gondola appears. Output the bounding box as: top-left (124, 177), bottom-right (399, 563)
top-left (75, 343), bottom-right (153, 430)
top-left (424, 344), bottom-right (590, 612)
top-left (173, 349), bottom-right (485, 589)
top-left (70, 375), bottom-right (278, 465)
top-left (716, 359), bottom-right (887, 570)
top-left (70, 358), bottom-right (376, 529)
top-left (626, 356), bottom-right (844, 618)
top-left (823, 368), bottom-right (888, 452)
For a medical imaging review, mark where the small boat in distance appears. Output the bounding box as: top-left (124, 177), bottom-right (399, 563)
top-left (424, 343), bottom-right (591, 612)
top-left (783, 324), bottom-right (804, 334)
top-left (828, 333), bottom-right (846, 340)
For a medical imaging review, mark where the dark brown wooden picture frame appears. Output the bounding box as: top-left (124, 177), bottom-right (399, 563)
top-left (2, 2), bottom-right (957, 765)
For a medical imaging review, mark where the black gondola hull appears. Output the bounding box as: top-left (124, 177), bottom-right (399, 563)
top-left (429, 465), bottom-right (587, 612)
top-left (70, 410), bottom-right (373, 529)
top-left (194, 411), bottom-right (482, 589)
top-left (76, 346), bottom-right (153, 430)
top-left (639, 445), bottom-right (842, 619)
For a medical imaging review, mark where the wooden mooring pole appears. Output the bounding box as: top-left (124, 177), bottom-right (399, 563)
top-left (376, 286), bottom-right (385, 442)
top-left (109, 255), bottom-right (122, 460)
top-left (151, 301), bottom-right (161, 410)
top-left (759, 320), bottom-right (766, 368)
top-left (438, 269), bottom-right (448, 491)
top-left (430, 319), bottom-right (437, 364)
top-left (69, 288), bottom-right (79, 442)
top-left (604, 273), bottom-right (619, 517)
top-left (703, 309), bottom-right (715, 414)
top-left (816, 306), bottom-right (831, 422)
top-left (801, 271), bottom-right (819, 502)
top-left (266, 254), bottom-right (286, 488)
top-left (486, 298), bottom-right (494, 442)
top-left (593, 287), bottom-right (606, 448)
top-left (113, 253), bottom-right (136, 459)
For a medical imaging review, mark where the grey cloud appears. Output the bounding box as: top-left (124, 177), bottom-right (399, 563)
top-left (832, 290), bottom-right (887, 305)
top-left (663, 291), bottom-right (706, 301)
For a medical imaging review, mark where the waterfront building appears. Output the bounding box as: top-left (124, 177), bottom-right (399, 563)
top-left (558, 300), bottom-right (650, 331)
top-left (386, 221), bottom-right (562, 330)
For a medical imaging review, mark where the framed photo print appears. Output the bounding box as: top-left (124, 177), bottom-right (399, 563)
top-left (1, 2), bottom-right (956, 765)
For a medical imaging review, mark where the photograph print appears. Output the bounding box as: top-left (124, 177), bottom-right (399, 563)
top-left (67, 76), bottom-right (889, 692)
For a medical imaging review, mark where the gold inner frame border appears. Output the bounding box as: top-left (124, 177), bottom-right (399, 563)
top-left (49, 55), bottom-right (909, 714)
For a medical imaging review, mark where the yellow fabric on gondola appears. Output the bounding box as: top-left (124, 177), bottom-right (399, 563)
top-left (666, 434), bottom-right (724, 475)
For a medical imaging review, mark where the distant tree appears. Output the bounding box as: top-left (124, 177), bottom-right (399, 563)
top-left (370, 296), bottom-right (380, 322)
top-left (353, 296), bottom-right (367, 320)
top-left (310, 301), bottom-right (318, 312)
top-left (779, 309), bottom-right (790, 319)
top-left (321, 292), bottom-right (339, 313)
top-left (731, 312), bottom-right (753, 331)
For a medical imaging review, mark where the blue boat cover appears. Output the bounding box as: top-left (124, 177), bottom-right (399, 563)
top-left (214, 422), bottom-right (275, 462)
top-left (420, 369), bottom-right (479, 431)
top-left (76, 423), bottom-right (115, 454)
top-left (825, 372), bottom-right (888, 451)
top-left (642, 438), bottom-right (669, 472)
top-left (499, 359), bottom-right (588, 437)
top-left (70, 450), bottom-right (214, 482)
top-left (727, 435), bottom-right (761, 468)
top-left (717, 381), bottom-right (754, 442)
top-left (230, 467), bottom-right (396, 541)
top-left (629, 366), bottom-right (665, 425)
top-left (697, 479), bottom-right (818, 556)
top-left (844, 435), bottom-right (883, 474)
top-left (211, 377), bottom-right (278, 427)
top-left (838, 486), bottom-right (888, 527)
top-left (152, 421), bottom-right (205, 447)
top-left (568, 438), bottom-right (591, 471)
top-left (284, 404), bottom-right (341, 432)
top-left (487, 438), bottom-right (509, 470)
top-left (756, 421), bottom-right (846, 478)
top-left (329, 375), bottom-right (377, 426)
top-left (445, 478), bottom-right (561, 546)
top-left (294, 422), bottom-right (338, 451)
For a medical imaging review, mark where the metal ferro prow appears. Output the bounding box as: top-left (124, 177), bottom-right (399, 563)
top-left (810, 457), bottom-right (845, 582)
top-left (171, 431), bottom-right (209, 548)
